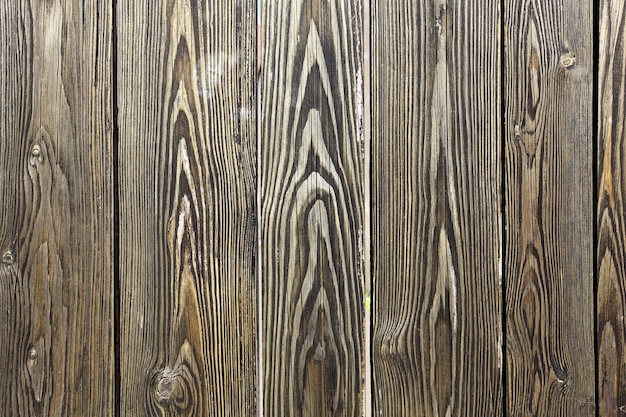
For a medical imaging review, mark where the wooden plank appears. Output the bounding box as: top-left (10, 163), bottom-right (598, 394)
top-left (598, 0), bottom-right (626, 415)
top-left (117, 0), bottom-right (257, 415)
top-left (260, 0), bottom-right (365, 415)
top-left (0, 0), bottom-right (114, 416)
top-left (370, 0), bottom-right (502, 415)
top-left (504, 0), bottom-right (595, 415)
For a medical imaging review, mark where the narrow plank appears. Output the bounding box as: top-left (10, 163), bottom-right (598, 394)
top-left (504, 0), bottom-right (595, 415)
top-left (117, 0), bottom-right (257, 415)
top-left (260, 0), bottom-right (365, 415)
top-left (371, 0), bottom-right (502, 415)
top-left (598, 0), bottom-right (626, 415)
top-left (362, 0), bottom-right (372, 415)
top-left (0, 0), bottom-right (113, 416)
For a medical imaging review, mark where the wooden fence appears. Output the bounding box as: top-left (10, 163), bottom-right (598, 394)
top-left (0, 0), bottom-right (622, 416)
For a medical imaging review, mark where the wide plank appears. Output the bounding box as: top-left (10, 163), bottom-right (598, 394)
top-left (504, 0), bottom-right (595, 415)
top-left (117, 0), bottom-right (257, 415)
top-left (260, 0), bottom-right (365, 415)
top-left (0, 0), bottom-right (114, 416)
top-left (597, 0), bottom-right (626, 415)
top-left (370, 0), bottom-right (503, 415)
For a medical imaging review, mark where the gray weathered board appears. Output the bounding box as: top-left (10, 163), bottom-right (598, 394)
top-left (598, 0), bottom-right (626, 415)
top-left (1, 0), bottom-right (626, 416)
top-left (504, 0), bottom-right (595, 415)
top-left (0, 0), bottom-right (114, 416)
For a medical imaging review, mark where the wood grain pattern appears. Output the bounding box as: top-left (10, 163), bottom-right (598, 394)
top-left (504, 0), bottom-right (595, 415)
top-left (598, 0), bottom-right (626, 415)
top-left (117, 0), bottom-right (256, 415)
top-left (260, 0), bottom-right (365, 415)
top-left (0, 0), bottom-right (113, 416)
top-left (370, 0), bottom-right (502, 415)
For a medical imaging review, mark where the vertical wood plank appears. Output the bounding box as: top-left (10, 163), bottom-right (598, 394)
top-left (117, 0), bottom-right (257, 415)
top-left (260, 0), bottom-right (365, 415)
top-left (0, 0), bottom-right (114, 416)
top-left (371, 0), bottom-right (502, 415)
top-left (598, 0), bottom-right (626, 414)
top-left (504, 0), bottom-right (595, 415)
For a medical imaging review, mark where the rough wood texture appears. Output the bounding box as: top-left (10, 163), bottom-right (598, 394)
top-left (260, 0), bottom-right (365, 415)
top-left (117, 0), bottom-right (257, 415)
top-left (0, 1), bottom-right (113, 416)
top-left (504, 0), bottom-right (595, 415)
top-left (598, 0), bottom-right (626, 415)
top-left (371, 1), bottom-right (502, 415)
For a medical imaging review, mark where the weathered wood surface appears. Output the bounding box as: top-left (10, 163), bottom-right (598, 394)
top-left (598, 0), bottom-right (626, 415)
top-left (117, 0), bottom-right (257, 415)
top-left (504, 0), bottom-right (595, 415)
top-left (371, 0), bottom-right (502, 415)
top-left (0, 0), bottom-right (114, 416)
top-left (260, 0), bottom-right (365, 415)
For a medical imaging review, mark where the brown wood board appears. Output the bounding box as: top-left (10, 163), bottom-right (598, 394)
top-left (260, 0), bottom-right (365, 415)
top-left (117, 1), bottom-right (257, 415)
top-left (598, 0), bottom-right (626, 415)
top-left (0, 0), bottom-right (114, 415)
top-left (371, 0), bottom-right (503, 415)
top-left (504, 0), bottom-right (595, 414)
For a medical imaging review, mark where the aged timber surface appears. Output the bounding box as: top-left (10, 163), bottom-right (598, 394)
top-left (598, 0), bottom-right (626, 415)
top-left (371, 0), bottom-right (502, 415)
top-left (260, 0), bottom-right (365, 415)
top-left (504, 0), bottom-right (595, 415)
top-left (0, 1), bottom-right (114, 416)
top-left (117, 0), bottom-right (257, 416)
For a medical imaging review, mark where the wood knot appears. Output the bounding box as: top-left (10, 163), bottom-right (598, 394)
top-left (151, 341), bottom-right (199, 409)
top-left (2, 250), bottom-right (14, 265)
top-left (26, 338), bottom-right (45, 402)
top-left (154, 368), bottom-right (186, 404)
top-left (29, 143), bottom-right (44, 167)
top-left (514, 124), bottom-right (522, 140)
top-left (560, 53), bottom-right (575, 69)
top-left (29, 128), bottom-right (51, 168)
top-left (156, 375), bottom-right (175, 401)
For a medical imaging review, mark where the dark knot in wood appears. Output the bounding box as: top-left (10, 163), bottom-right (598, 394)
top-left (2, 250), bottom-right (14, 265)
